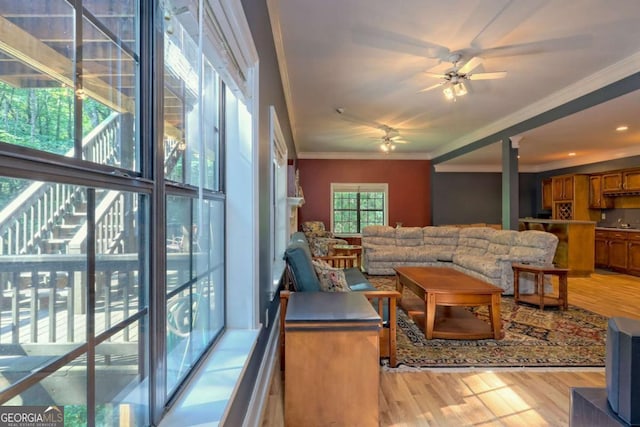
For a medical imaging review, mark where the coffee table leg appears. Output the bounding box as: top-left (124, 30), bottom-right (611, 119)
top-left (425, 293), bottom-right (435, 339)
top-left (490, 293), bottom-right (502, 339)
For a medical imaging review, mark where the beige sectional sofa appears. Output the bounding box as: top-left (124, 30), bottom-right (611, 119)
top-left (362, 225), bottom-right (559, 295)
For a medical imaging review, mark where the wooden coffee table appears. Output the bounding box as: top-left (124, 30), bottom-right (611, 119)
top-left (394, 266), bottom-right (503, 340)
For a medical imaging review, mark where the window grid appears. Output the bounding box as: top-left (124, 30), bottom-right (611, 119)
top-left (333, 191), bottom-right (385, 234)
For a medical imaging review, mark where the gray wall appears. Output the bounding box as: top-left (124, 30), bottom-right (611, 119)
top-left (432, 155), bottom-right (640, 226)
top-left (432, 172), bottom-right (536, 225)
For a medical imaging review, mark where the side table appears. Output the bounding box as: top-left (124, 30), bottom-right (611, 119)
top-left (511, 263), bottom-right (569, 310)
top-left (331, 244), bottom-right (363, 268)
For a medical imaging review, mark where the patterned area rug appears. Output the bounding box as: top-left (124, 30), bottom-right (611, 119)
top-left (369, 276), bottom-right (607, 368)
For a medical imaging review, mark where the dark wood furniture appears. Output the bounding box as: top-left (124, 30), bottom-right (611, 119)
top-left (595, 228), bottom-right (640, 276)
top-left (280, 288), bottom-right (398, 369)
top-left (394, 266), bottom-right (503, 340)
top-left (331, 244), bottom-right (363, 268)
top-left (284, 292), bottom-right (380, 427)
top-left (512, 263), bottom-right (569, 310)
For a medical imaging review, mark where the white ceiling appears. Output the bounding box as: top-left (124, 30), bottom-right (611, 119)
top-left (267, 0), bottom-right (640, 172)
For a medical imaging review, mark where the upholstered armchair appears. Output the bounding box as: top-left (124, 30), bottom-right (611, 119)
top-left (300, 220), bottom-right (348, 256)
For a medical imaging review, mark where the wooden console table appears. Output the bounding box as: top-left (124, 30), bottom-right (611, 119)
top-left (284, 292), bottom-right (380, 427)
top-left (512, 263), bottom-right (569, 310)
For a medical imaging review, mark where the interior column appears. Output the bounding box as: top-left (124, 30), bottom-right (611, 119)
top-left (502, 137), bottom-right (520, 230)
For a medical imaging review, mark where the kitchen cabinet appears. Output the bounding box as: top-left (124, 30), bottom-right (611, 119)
top-left (602, 169), bottom-right (640, 194)
top-left (594, 229), bottom-right (640, 277)
top-left (623, 169), bottom-right (640, 192)
top-left (602, 172), bottom-right (623, 193)
top-left (552, 175), bottom-right (574, 201)
top-left (542, 178), bottom-right (552, 210)
top-left (627, 233), bottom-right (640, 276)
top-left (594, 230), bottom-right (609, 267)
top-left (550, 174), bottom-right (593, 221)
top-left (608, 231), bottom-right (628, 271)
top-left (589, 175), bottom-right (613, 209)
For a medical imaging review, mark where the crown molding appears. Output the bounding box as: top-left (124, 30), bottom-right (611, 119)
top-left (266, 0), bottom-right (299, 154)
top-left (435, 146), bottom-right (640, 173)
top-left (297, 151), bottom-right (433, 160)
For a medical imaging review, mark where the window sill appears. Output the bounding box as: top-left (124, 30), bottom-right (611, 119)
top-left (271, 259), bottom-right (286, 300)
top-left (159, 328), bottom-right (260, 427)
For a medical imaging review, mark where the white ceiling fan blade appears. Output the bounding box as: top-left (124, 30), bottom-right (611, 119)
top-left (468, 71), bottom-right (507, 80)
top-left (458, 56), bottom-right (483, 75)
top-left (418, 82), bottom-right (444, 93)
top-left (423, 72), bottom-right (445, 79)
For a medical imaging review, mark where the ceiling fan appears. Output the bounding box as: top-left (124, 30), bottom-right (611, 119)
top-left (419, 53), bottom-right (507, 100)
top-left (373, 125), bottom-right (407, 153)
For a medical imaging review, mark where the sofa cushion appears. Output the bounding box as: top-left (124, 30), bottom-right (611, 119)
top-left (487, 230), bottom-right (518, 255)
top-left (509, 230), bottom-right (559, 264)
top-left (455, 227), bottom-right (496, 255)
top-left (362, 225), bottom-right (396, 247)
top-left (395, 227), bottom-right (424, 247)
top-left (312, 260), bottom-right (351, 292)
top-left (422, 226), bottom-right (459, 260)
top-left (454, 254), bottom-right (502, 278)
top-left (284, 242), bottom-right (321, 292)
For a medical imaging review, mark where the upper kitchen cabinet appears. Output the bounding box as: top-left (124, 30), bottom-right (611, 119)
top-left (551, 174), bottom-right (593, 220)
top-left (589, 174), bottom-right (614, 209)
top-left (552, 175), bottom-right (574, 201)
top-left (602, 168), bottom-right (640, 195)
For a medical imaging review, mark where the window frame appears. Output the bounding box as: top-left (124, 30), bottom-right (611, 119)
top-left (330, 183), bottom-right (389, 236)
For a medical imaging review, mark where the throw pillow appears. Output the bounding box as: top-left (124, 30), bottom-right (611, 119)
top-left (311, 259), bottom-right (351, 292)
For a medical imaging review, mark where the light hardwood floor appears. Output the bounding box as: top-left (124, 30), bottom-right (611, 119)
top-left (260, 271), bottom-right (640, 427)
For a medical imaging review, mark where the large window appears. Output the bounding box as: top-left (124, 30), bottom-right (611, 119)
top-left (331, 183), bottom-right (388, 235)
top-left (0, 0), bottom-right (255, 425)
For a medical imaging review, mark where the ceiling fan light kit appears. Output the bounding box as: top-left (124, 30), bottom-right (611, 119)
top-left (421, 53), bottom-right (506, 100)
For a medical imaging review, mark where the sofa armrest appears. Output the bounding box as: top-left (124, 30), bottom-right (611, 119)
top-left (361, 290), bottom-right (400, 368)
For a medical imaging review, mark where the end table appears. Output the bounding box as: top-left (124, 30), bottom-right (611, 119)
top-left (511, 263), bottom-right (569, 310)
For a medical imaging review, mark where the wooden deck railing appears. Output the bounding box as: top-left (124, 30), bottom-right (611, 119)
top-left (0, 253), bottom-right (189, 345)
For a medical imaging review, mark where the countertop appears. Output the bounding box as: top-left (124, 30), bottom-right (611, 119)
top-left (519, 218), bottom-right (596, 225)
top-left (596, 226), bottom-right (640, 233)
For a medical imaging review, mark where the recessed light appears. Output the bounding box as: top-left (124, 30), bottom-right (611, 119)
top-left (568, 152), bottom-right (576, 157)
top-left (616, 125), bottom-right (629, 132)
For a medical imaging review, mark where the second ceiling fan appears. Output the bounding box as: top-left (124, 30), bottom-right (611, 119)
top-left (419, 53), bottom-right (507, 100)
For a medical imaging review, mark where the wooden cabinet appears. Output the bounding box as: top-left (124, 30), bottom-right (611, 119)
top-left (589, 175), bottom-right (613, 209)
top-left (552, 175), bottom-right (574, 201)
top-left (594, 229), bottom-right (640, 276)
top-left (608, 231), bottom-right (628, 271)
top-left (542, 178), bottom-right (552, 210)
top-left (602, 172), bottom-right (623, 193)
top-left (623, 169), bottom-right (640, 192)
top-left (594, 230), bottom-right (609, 267)
top-left (551, 174), bottom-right (592, 221)
top-left (627, 233), bottom-right (640, 276)
top-left (284, 292), bottom-right (380, 427)
top-left (602, 169), bottom-right (640, 193)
